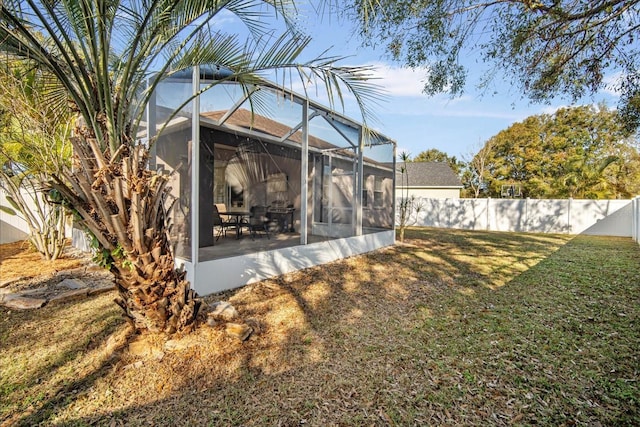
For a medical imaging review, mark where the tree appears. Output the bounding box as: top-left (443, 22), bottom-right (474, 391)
top-left (349, 0), bottom-right (640, 129)
top-left (413, 148), bottom-right (462, 174)
top-left (602, 142), bottom-right (640, 197)
top-left (0, 0), bottom-right (382, 334)
top-left (396, 151), bottom-right (423, 242)
top-left (0, 65), bottom-right (72, 260)
top-left (475, 105), bottom-right (638, 198)
top-left (461, 139), bottom-right (494, 198)
top-left (561, 156), bottom-right (619, 199)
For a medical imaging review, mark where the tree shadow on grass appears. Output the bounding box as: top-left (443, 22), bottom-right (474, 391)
top-left (9, 228), bottom-right (625, 426)
top-left (41, 228), bottom-right (583, 425)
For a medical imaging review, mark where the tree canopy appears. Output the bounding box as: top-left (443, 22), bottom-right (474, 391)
top-left (349, 0), bottom-right (640, 130)
top-left (472, 105), bottom-right (640, 198)
top-left (412, 148), bottom-right (462, 174)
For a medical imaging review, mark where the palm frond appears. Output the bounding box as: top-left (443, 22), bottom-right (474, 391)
top-left (3, 0), bottom-right (384, 150)
top-left (236, 31), bottom-right (385, 128)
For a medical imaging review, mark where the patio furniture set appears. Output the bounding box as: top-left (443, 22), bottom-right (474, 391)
top-left (213, 204), bottom-right (295, 242)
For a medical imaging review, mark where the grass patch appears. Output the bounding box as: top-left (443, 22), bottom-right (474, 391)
top-left (1, 228), bottom-right (638, 425)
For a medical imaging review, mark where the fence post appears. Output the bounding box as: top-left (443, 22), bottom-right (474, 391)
top-left (631, 197), bottom-right (635, 242)
top-left (636, 196), bottom-right (640, 244)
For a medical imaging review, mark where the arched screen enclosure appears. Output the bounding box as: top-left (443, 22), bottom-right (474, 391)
top-left (139, 65), bottom-right (396, 294)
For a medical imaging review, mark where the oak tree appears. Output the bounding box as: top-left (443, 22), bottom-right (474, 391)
top-left (349, 0), bottom-right (640, 129)
top-left (413, 148), bottom-right (462, 174)
top-left (475, 105), bottom-right (639, 198)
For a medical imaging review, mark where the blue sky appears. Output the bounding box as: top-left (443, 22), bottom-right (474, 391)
top-left (217, 5), bottom-right (621, 161)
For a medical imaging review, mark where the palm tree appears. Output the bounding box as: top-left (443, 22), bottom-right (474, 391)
top-left (562, 156), bottom-right (619, 199)
top-left (0, 0), bottom-right (381, 334)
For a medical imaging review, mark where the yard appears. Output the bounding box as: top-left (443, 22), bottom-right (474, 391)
top-left (1, 228), bottom-right (638, 426)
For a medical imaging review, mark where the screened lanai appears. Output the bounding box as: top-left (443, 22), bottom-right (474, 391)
top-left (141, 66), bottom-right (396, 294)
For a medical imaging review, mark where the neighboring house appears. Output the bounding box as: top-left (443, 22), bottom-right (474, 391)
top-left (396, 161), bottom-right (463, 199)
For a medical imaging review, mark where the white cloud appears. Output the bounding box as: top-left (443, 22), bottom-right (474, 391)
top-left (540, 104), bottom-right (569, 115)
top-left (191, 8), bottom-right (239, 28)
top-left (253, 62), bottom-right (429, 114)
top-left (254, 61), bottom-right (602, 125)
top-left (213, 9), bottom-right (241, 27)
top-left (364, 62), bottom-right (429, 97)
top-left (373, 95), bottom-right (528, 121)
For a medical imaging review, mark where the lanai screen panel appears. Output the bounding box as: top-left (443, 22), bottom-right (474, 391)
top-left (197, 81), bottom-right (396, 240)
top-left (313, 153), bottom-right (356, 237)
top-left (198, 85), bottom-right (307, 240)
top-left (153, 75), bottom-right (194, 260)
top-left (307, 111), bottom-right (361, 238)
top-left (362, 143), bottom-right (395, 230)
top-left (198, 82), bottom-right (373, 240)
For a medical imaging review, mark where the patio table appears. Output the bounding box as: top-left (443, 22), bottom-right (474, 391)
top-left (219, 210), bottom-right (251, 239)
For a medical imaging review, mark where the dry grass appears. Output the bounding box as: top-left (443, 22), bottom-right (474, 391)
top-left (1, 228), bottom-right (638, 426)
top-left (0, 241), bottom-right (85, 283)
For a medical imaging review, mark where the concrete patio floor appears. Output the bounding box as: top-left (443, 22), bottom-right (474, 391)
top-left (198, 231), bottom-right (335, 261)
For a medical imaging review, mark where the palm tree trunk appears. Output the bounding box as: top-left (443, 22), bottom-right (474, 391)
top-left (52, 133), bottom-right (201, 334)
top-left (112, 236), bottom-right (201, 334)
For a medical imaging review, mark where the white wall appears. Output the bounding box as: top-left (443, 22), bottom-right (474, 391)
top-left (0, 220), bottom-right (28, 244)
top-left (410, 197), bottom-right (636, 237)
top-left (1, 187), bottom-right (75, 245)
top-left (189, 230), bottom-right (396, 295)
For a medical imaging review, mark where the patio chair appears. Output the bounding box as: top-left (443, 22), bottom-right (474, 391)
top-left (244, 205), bottom-right (272, 240)
top-left (215, 203), bottom-right (229, 222)
top-left (212, 204), bottom-right (235, 241)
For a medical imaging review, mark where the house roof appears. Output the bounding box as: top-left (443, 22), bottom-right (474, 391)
top-left (395, 161), bottom-right (463, 188)
top-left (201, 108), bottom-right (336, 151)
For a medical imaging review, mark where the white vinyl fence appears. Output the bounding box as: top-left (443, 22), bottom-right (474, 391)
top-left (0, 187), bottom-right (73, 245)
top-left (0, 187), bottom-right (31, 244)
top-left (633, 197), bottom-right (640, 244)
top-left (408, 197), bottom-right (640, 239)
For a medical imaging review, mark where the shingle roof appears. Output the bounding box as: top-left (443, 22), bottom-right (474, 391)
top-left (395, 161), bottom-right (463, 188)
top-left (202, 108), bottom-right (335, 150)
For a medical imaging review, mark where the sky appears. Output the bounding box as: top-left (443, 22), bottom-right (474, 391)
top-left (217, 5), bottom-right (621, 161)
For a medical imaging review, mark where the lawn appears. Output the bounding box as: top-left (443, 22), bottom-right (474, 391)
top-left (1, 228), bottom-right (638, 426)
